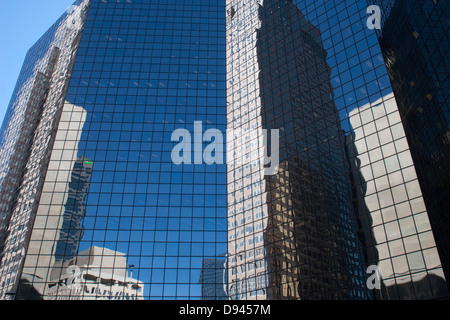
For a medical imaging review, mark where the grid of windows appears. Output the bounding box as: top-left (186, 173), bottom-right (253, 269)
top-left (372, 0), bottom-right (450, 295)
top-left (18, 0), bottom-right (228, 300)
top-left (0, 0), bottom-right (448, 301)
top-left (226, 0), bottom-right (371, 300)
top-left (0, 0), bottom-right (89, 299)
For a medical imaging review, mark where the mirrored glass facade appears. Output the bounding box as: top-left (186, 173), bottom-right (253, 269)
top-left (292, 0), bottom-right (449, 300)
top-left (372, 0), bottom-right (450, 294)
top-left (1, 0), bottom-right (228, 300)
top-left (226, 0), bottom-right (371, 300)
top-left (0, 0), bottom-right (448, 301)
top-left (0, 0), bottom-right (91, 299)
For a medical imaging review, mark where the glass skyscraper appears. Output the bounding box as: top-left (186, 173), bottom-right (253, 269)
top-left (372, 0), bottom-right (450, 296)
top-left (0, 0), bottom-right (448, 301)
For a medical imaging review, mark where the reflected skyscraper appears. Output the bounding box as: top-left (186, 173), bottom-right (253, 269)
top-left (54, 156), bottom-right (93, 262)
top-left (0, 0), bottom-right (228, 300)
top-left (0, 0), bottom-right (449, 301)
top-left (199, 257), bottom-right (228, 300)
top-left (372, 0), bottom-right (450, 294)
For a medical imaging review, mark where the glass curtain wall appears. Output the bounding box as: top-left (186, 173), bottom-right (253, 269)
top-left (18, 0), bottom-right (228, 300)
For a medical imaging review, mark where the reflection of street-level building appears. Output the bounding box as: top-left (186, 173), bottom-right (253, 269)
top-left (46, 247), bottom-right (143, 300)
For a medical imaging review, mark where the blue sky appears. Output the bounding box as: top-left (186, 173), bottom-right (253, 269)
top-left (0, 0), bottom-right (76, 126)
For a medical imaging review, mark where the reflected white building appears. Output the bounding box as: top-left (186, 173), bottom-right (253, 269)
top-left (226, 0), bottom-right (370, 300)
top-left (347, 93), bottom-right (448, 299)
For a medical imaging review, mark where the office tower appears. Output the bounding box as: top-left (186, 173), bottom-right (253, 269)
top-left (226, 0), bottom-right (448, 300)
top-left (0, 0), bottom-right (227, 300)
top-left (226, 0), bottom-right (371, 300)
top-left (291, 0), bottom-right (448, 300)
top-left (371, 0), bottom-right (450, 294)
top-left (0, 0), bottom-right (91, 299)
top-left (46, 246), bottom-right (144, 300)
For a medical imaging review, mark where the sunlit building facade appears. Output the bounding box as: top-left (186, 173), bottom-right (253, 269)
top-left (347, 94), bottom-right (448, 299)
top-left (0, 0), bottom-right (91, 298)
top-left (226, 0), bottom-right (371, 300)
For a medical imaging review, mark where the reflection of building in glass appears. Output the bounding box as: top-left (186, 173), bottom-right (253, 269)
top-left (2, 0), bottom-right (228, 300)
top-left (265, 158), bottom-right (364, 299)
top-left (0, 0), bottom-right (90, 299)
top-left (372, 0), bottom-right (450, 294)
top-left (1, 0), bottom-right (448, 301)
top-left (46, 247), bottom-right (143, 300)
top-left (0, 64), bottom-right (55, 269)
top-left (199, 257), bottom-right (228, 300)
top-left (226, 0), bottom-right (370, 300)
top-left (18, 101), bottom-right (89, 299)
top-left (54, 156), bottom-right (93, 262)
top-left (347, 94), bottom-right (448, 299)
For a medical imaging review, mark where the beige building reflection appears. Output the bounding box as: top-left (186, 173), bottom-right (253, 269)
top-left (18, 101), bottom-right (143, 299)
top-left (47, 246), bottom-right (143, 300)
